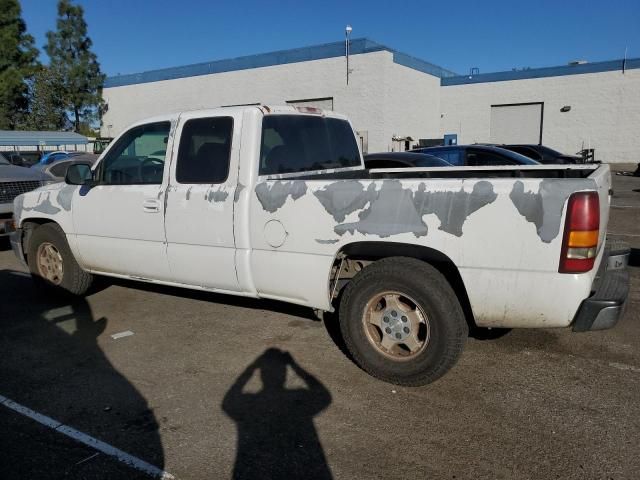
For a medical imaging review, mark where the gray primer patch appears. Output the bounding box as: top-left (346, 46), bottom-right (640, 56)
top-left (335, 180), bottom-right (427, 238)
top-left (333, 180), bottom-right (497, 238)
top-left (255, 181), bottom-right (307, 213)
top-left (56, 185), bottom-right (75, 211)
top-left (509, 179), bottom-right (597, 243)
top-left (313, 181), bottom-right (377, 222)
top-left (13, 195), bottom-right (24, 220)
top-left (23, 193), bottom-right (61, 215)
top-left (315, 239), bottom-right (340, 244)
top-left (234, 182), bottom-right (245, 203)
top-left (412, 180), bottom-right (498, 237)
top-left (206, 188), bottom-right (229, 203)
top-left (186, 186), bottom-right (193, 200)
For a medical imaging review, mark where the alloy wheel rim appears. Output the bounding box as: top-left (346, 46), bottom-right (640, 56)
top-left (36, 242), bottom-right (64, 285)
top-left (363, 291), bottom-right (430, 360)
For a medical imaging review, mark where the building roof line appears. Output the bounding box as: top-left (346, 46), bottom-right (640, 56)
top-left (441, 57), bottom-right (640, 86)
top-left (104, 38), bottom-right (458, 88)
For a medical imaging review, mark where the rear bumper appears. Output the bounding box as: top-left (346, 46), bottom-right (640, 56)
top-left (572, 245), bottom-right (630, 332)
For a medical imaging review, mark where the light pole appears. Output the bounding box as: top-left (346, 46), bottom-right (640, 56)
top-left (345, 24), bottom-right (352, 85)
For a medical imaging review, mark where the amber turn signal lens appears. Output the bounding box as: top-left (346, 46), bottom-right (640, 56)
top-left (567, 230), bottom-right (599, 248)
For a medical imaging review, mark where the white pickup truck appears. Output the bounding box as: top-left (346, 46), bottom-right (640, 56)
top-left (11, 105), bottom-right (630, 385)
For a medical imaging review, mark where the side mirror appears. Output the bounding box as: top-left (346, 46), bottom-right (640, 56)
top-left (65, 163), bottom-right (94, 186)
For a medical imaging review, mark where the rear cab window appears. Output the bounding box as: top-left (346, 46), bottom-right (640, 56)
top-left (259, 115), bottom-right (361, 175)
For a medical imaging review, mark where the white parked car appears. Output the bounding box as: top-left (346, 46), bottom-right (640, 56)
top-left (11, 106), bottom-right (629, 385)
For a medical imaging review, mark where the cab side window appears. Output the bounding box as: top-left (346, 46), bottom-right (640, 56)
top-left (176, 117), bottom-right (233, 184)
top-left (100, 122), bottom-right (170, 185)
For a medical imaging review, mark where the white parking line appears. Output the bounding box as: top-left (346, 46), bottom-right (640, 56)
top-left (609, 362), bottom-right (640, 373)
top-left (0, 394), bottom-right (174, 479)
top-left (607, 232), bottom-right (640, 237)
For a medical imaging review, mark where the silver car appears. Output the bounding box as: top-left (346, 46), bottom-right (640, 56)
top-left (0, 153), bottom-right (55, 236)
top-left (31, 153), bottom-right (98, 181)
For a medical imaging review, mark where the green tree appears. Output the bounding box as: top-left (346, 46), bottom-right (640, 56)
top-left (20, 65), bottom-right (68, 131)
top-left (0, 0), bottom-right (39, 129)
top-left (45, 0), bottom-right (105, 133)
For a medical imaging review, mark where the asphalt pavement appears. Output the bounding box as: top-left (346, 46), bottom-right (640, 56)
top-left (0, 168), bottom-right (639, 480)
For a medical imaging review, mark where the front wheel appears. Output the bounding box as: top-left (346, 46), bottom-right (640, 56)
top-left (339, 257), bottom-right (468, 386)
top-left (27, 223), bottom-right (93, 295)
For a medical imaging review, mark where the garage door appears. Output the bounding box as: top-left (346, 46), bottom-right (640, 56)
top-left (490, 103), bottom-right (543, 144)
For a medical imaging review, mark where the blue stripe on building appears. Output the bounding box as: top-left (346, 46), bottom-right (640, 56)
top-left (441, 58), bottom-right (640, 86)
top-left (104, 38), bottom-right (640, 89)
top-left (104, 38), bottom-right (457, 88)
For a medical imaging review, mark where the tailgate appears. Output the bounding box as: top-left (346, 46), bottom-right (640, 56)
top-left (588, 164), bottom-right (612, 253)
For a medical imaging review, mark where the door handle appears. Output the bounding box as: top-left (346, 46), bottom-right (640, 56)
top-left (142, 199), bottom-right (160, 213)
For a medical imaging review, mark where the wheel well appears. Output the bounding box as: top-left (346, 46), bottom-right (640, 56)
top-left (20, 218), bottom-right (58, 262)
top-left (331, 241), bottom-right (477, 328)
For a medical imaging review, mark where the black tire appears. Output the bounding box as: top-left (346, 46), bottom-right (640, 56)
top-left (27, 223), bottom-right (93, 295)
top-left (339, 257), bottom-right (468, 386)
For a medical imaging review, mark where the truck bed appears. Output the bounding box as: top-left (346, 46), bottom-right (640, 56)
top-left (247, 164), bottom-right (610, 328)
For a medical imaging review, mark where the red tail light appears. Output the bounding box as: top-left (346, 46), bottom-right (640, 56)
top-left (559, 192), bottom-right (600, 273)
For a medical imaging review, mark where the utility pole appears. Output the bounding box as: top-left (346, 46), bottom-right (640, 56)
top-left (345, 25), bottom-right (352, 85)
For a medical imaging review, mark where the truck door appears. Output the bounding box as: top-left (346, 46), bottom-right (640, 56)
top-left (164, 112), bottom-right (240, 292)
top-left (73, 120), bottom-right (172, 280)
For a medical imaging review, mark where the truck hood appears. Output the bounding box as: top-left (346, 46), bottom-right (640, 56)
top-left (0, 163), bottom-right (51, 182)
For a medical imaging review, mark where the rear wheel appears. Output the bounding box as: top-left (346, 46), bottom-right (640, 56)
top-left (27, 223), bottom-right (93, 295)
top-left (339, 257), bottom-right (467, 386)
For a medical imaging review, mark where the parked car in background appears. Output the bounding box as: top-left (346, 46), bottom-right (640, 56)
top-left (31, 153), bottom-right (98, 181)
top-left (93, 137), bottom-right (113, 154)
top-left (39, 151), bottom-right (69, 165)
top-left (496, 144), bottom-right (583, 164)
top-left (2, 150), bottom-right (42, 167)
top-left (364, 152), bottom-right (452, 169)
top-left (411, 145), bottom-right (540, 166)
top-left (0, 154), bottom-right (54, 236)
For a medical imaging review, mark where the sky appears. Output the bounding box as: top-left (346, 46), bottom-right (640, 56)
top-left (20, 0), bottom-right (640, 78)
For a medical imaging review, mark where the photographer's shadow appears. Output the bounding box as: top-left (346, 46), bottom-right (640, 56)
top-left (222, 348), bottom-right (333, 480)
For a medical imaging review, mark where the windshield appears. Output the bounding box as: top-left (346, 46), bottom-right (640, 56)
top-left (537, 145), bottom-right (565, 157)
top-left (413, 155), bottom-right (452, 167)
top-left (0, 152), bottom-right (9, 165)
top-left (495, 148), bottom-right (540, 165)
top-left (259, 115), bottom-right (361, 175)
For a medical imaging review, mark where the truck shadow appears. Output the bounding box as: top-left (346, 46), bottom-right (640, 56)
top-left (222, 348), bottom-right (333, 480)
top-left (0, 270), bottom-right (165, 479)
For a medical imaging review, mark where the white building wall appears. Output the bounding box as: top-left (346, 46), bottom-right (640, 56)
top-left (102, 51), bottom-right (441, 153)
top-left (441, 69), bottom-right (640, 163)
top-left (384, 62), bottom-right (441, 151)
